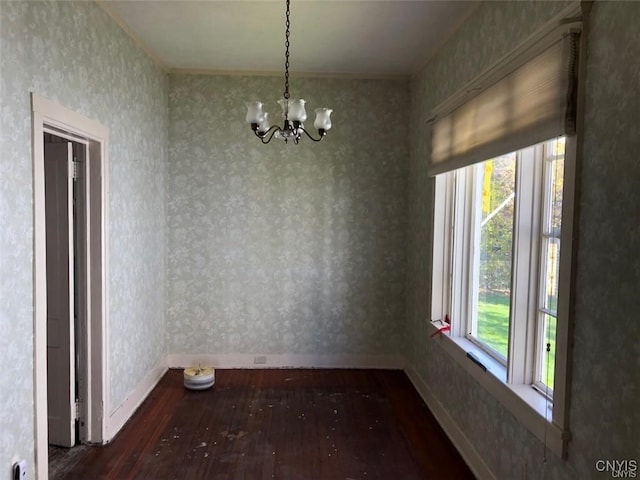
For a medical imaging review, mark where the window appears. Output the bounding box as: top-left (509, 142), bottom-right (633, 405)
top-left (469, 152), bottom-right (516, 364)
top-left (535, 139), bottom-right (565, 393)
top-left (427, 3), bottom-right (586, 458)
top-left (431, 136), bottom-right (576, 456)
top-left (438, 137), bottom-right (565, 392)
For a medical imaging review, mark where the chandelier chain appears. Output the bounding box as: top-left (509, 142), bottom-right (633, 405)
top-left (283, 0), bottom-right (291, 100)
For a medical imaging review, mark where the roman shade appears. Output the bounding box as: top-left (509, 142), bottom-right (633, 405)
top-left (429, 28), bottom-right (581, 176)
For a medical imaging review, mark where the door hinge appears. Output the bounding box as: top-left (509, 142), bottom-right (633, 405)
top-left (71, 160), bottom-right (80, 180)
top-left (75, 399), bottom-right (81, 420)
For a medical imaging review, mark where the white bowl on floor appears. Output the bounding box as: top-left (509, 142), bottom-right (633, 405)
top-left (183, 366), bottom-right (215, 390)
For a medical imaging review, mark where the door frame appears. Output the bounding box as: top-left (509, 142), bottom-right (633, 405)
top-left (32, 94), bottom-right (110, 479)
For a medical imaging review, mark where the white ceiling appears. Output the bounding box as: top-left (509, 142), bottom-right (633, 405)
top-left (99, 0), bottom-right (479, 77)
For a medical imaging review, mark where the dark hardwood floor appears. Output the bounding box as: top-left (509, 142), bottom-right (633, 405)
top-left (50, 369), bottom-right (474, 479)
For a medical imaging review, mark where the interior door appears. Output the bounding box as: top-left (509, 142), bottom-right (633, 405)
top-left (45, 141), bottom-right (76, 448)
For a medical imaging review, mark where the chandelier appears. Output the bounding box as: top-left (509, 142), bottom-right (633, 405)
top-left (245, 0), bottom-right (333, 144)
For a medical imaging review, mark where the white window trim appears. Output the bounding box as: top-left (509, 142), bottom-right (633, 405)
top-left (429, 136), bottom-right (578, 458)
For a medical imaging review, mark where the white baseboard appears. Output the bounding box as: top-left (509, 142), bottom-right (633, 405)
top-left (105, 363), bottom-right (168, 442)
top-left (167, 353), bottom-right (406, 370)
top-left (405, 365), bottom-right (496, 480)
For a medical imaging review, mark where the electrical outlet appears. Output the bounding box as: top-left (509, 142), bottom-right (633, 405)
top-left (253, 355), bottom-right (267, 365)
top-left (13, 460), bottom-right (27, 480)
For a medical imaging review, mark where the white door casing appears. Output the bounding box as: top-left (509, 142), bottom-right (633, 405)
top-left (33, 94), bottom-right (109, 480)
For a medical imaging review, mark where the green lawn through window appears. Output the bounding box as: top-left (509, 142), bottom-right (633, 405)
top-left (477, 292), bottom-right (510, 358)
top-left (477, 292), bottom-right (556, 388)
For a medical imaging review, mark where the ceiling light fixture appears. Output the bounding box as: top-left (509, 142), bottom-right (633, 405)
top-left (245, 0), bottom-right (333, 144)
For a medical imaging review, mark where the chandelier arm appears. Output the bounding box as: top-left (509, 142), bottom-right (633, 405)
top-left (255, 125), bottom-right (282, 144)
top-left (298, 126), bottom-right (325, 143)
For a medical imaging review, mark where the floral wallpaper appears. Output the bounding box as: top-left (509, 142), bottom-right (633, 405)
top-left (166, 74), bottom-right (409, 357)
top-left (570, 0), bottom-right (640, 473)
top-left (0, 0), bottom-right (167, 471)
top-left (407, 1), bottom-right (640, 478)
top-left (2, 0), bottom-right (637, 478)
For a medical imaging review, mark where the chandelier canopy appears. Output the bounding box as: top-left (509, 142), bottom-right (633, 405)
top-left (245, 0), bottom-right (333, 144)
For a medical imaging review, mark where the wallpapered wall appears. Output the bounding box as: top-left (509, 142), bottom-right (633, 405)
top-left (167, 74), bottom-right (409, 358)
top-left (1, 0), bottom-right (637, 478)
top-left (407, 1), bottom-right (639, 478)
top-left (0, 0), bottom-right (167, 472)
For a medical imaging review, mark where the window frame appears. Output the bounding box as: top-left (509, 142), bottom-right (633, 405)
top-left (533, 142), bottom-right (566, 396)
top-left (447, 142), bottom-right (562, 381)
top-left (429, 136), bottom-right (578, 458)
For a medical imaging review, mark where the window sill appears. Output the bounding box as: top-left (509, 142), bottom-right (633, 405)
top-left (427, 320), bottom-right (567, 457)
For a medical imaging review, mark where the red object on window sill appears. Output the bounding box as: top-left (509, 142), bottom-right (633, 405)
top-left (430, 324), bottom-right (451, 338)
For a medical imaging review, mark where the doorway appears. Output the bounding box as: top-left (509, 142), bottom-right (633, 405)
top-left (44, 134), bottom-right (86, 450)
top-left (32, 94), bottom-right (110, 480)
